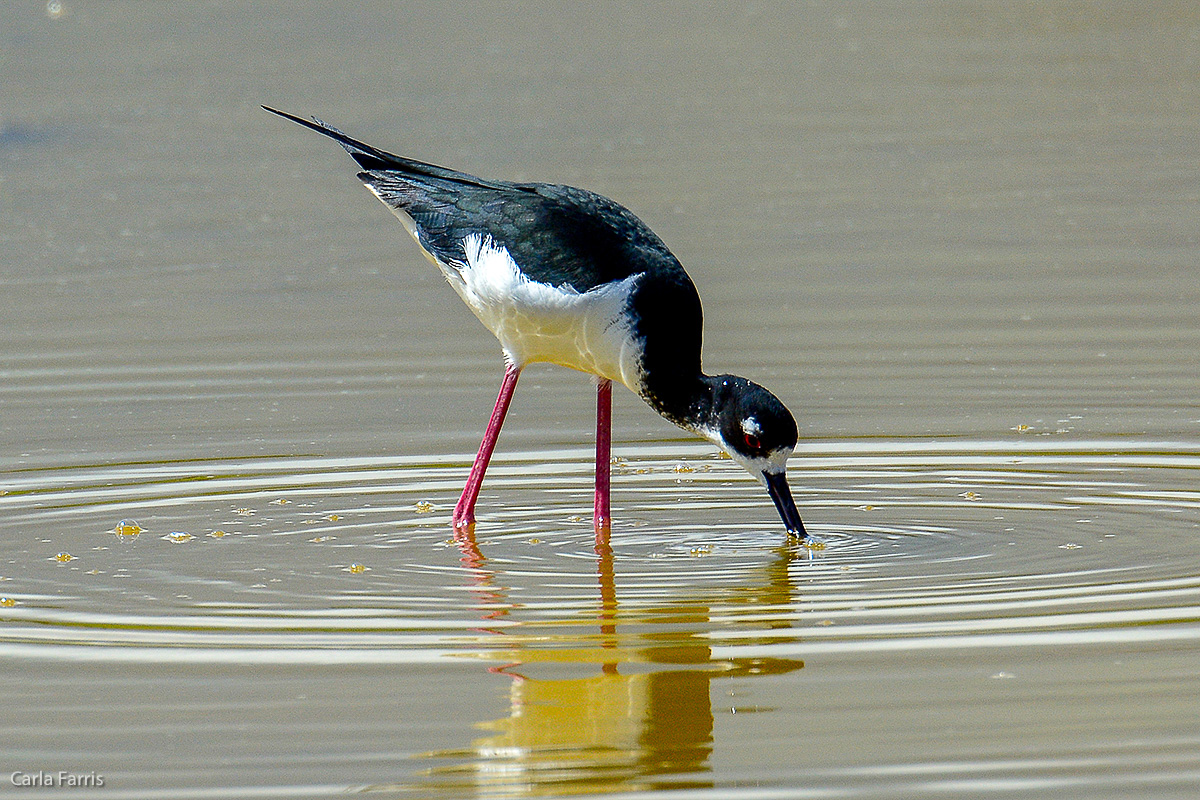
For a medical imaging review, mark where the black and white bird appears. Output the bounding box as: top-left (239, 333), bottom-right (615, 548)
top-left (264, 106), bottom-right (809, 540)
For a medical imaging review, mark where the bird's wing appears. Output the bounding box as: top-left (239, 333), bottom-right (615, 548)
top-left (263, 107), bottom-right (683, 292)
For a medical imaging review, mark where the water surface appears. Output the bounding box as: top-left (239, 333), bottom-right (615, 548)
top-left (2, 2), bottom-right (1199, 798)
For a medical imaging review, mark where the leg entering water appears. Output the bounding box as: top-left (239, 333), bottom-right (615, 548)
top-left (453, 363), bottom-right (522, 530)
top-left (594, 378), bottom-right (612, 533)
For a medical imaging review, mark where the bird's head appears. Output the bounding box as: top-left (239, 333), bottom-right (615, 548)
top-left (701, 375), bottom-right (808, 539)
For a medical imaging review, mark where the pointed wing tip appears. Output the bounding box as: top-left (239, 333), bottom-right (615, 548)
top-left (261, 105), bottom-right (303, 124)
top-left (262, 105), bottom-right (334, 134)
top-left (262, 105), bottom-right (373, 160)
top-left (261, 105), bottom-right (486, 187)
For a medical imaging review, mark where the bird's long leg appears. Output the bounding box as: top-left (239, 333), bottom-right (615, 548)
top-left (594, 378), bottom-right (613, 533)
top-left (453, 363), bottom-right (522, 530)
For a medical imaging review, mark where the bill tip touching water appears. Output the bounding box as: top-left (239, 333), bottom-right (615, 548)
top-left (263, 105), bottom-right (813, 542)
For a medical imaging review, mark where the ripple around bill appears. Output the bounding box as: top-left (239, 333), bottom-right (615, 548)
top-left (0, 438), bottom-right (1197, 664)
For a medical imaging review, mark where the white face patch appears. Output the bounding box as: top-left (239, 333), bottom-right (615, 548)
top-left (733, 448), bottom-right (793, 486)
top-left (694, 422), bottom-right (793, 485)
top-left (740, 417), bottom-right (762, 438)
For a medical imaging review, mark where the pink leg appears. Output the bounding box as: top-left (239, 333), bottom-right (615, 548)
top-left (453, 363), bottom-right (521, 530)
top-left (594, 378), bottom-right (612, 532)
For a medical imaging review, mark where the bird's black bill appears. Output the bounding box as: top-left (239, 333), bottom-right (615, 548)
top-left (764, 470), bottom-right (809, 540)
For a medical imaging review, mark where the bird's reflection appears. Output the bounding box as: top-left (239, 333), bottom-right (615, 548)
top-left (452, 523), bottom-right (512, 636)
top-left (407, 525), bottom-right (809, 796)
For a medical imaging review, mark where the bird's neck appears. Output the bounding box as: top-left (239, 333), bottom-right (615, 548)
top-left (640, 371), bottom-right (719, 434)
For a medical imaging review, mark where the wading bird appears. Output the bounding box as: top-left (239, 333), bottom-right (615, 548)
top-left (265, 107), bottom-right (809, 540)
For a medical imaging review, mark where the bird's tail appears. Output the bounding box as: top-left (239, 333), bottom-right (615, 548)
top-left (262, 106), bottom-right (500, 190)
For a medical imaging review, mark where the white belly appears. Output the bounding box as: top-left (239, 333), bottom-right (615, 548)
top-left (404, 229), bottom-right (645, 393)
top-left (454, 235), bottom-right (645, 390)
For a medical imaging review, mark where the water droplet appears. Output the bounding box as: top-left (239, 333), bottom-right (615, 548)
top-left (345, 563), bottom-right (368, 574)
top-left (113, 519), bottom-right (143, 537)
top-left (163, 532), bottom-right (194, 543)
top-left (54, 552), bottom-right (76, 563)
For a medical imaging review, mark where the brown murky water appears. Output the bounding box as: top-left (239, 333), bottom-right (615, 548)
top-left (3, 2), bottom-right (1199, 798)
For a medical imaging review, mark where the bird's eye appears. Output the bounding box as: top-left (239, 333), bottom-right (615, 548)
top-left (744, 433), bottom-right (761, 452)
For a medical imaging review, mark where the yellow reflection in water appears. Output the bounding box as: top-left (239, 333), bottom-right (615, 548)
top-left (399, 528), bottom-right (806, 797)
